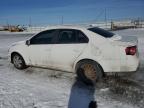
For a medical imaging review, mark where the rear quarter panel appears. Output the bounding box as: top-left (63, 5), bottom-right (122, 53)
top-left (73, 33), bottom-right (121, 72)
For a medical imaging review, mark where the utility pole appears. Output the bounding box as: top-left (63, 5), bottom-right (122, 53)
top-left (104, 8), bottom-right (107, 29)
top-left (61, 16), bottom-right (63, 25)
top-left (6, 19), bottom-right (9, 30)
top-left (29, 17), bottom-right (32, 27)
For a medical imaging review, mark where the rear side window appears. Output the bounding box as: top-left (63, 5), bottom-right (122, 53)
top-left (57, 29), bottom-right (89, 44)
top-left (58, 29), bottom-right (77, 44)
top-left (88, 27), bottom-right (114, 38)
top-left (77, 30), bottom-right (89, 43)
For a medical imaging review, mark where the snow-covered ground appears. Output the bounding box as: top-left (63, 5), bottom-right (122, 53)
top-left (0, 29), bottom-right (144, 108)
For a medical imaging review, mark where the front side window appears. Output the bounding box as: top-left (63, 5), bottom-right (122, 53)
top-left (30, 30), bottom-right (57, 44)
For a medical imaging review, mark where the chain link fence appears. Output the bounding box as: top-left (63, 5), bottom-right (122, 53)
top-left (0, 18), bottom-right (144, 32)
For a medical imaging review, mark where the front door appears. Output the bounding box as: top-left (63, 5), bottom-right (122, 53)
top-left (27, 29), bottom-right (58, 67)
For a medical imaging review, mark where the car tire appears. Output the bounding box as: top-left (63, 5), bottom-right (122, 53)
top-left (76, 60), bottom-right (103, 85)
top-left (12, 53), bottom-right (27, 69)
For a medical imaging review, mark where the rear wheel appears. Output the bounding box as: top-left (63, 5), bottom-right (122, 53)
top-left (12, 53), bottom-right (27, 69)
top-left (76, 60), bottom-right (103, 85)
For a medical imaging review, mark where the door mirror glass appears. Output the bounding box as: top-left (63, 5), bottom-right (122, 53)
top-left (26, 40), bottom-right (30, 46)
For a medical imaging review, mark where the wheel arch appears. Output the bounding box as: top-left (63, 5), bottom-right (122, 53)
top-left (74, 59), bottom-right (105, 76)
top-left (11, 52), bottom-right (25, 64)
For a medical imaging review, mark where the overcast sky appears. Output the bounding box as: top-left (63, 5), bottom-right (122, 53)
top-left (0, 0), bottom-right (144, 25)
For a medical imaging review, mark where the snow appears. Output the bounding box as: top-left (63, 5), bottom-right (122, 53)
top-left (0, 29), bottom-right (144, 108)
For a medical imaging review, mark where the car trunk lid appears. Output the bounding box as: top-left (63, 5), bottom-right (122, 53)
top-left (109, 35), bottom-right (138, 47)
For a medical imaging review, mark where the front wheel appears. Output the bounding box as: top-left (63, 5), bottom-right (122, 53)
top-left (12, 53), bottom-right (27, 69)
top-left (76, 60), bottom-right (103, 85)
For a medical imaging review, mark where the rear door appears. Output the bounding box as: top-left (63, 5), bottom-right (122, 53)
top-left (50, 29), bottom-right (89, 72)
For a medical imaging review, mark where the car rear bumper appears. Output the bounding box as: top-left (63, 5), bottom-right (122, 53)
top-left (102, 57), bottom-right (140, 73)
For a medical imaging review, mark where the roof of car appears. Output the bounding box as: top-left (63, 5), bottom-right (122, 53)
top-left (44, 25), bottom-right (88, 31)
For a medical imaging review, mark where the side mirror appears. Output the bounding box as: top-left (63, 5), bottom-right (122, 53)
top-left (26, 40), bottom-right (30, 46)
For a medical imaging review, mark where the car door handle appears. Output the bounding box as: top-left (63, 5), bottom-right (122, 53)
top-left (45, 49), bottom-right (51, 51)
top-left (73, 49), bottom-right (80, 53)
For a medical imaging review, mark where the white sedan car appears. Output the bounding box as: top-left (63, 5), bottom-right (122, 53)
top-left (9, 26), bottom-right (139, 84)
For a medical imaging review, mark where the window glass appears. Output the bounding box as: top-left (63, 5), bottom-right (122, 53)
top-left (58, 30), bottom-right (77, 43)
top-left (88, 27), bottom-right (114, 38)
top-left (30, 30), bottom-right (56, 44)
top-left (77, 31), bottom-right (89, 43)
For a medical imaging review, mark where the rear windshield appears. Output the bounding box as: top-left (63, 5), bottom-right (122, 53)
top-left (88, 27), bottom-right (114, 38)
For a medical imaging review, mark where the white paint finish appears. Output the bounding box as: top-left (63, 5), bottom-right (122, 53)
top-left (9, 26), bottom-right (140, 73)
top-left (26, 44), bottom-right (52, 67)
top-left (50, 44), bottom-right (87, 72)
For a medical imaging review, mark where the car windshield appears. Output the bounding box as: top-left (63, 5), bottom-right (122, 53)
top-left (88, 27), bottom-right (115, 38)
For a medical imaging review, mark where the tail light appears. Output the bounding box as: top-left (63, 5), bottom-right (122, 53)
top-left (125, 46), bottom-right (137, 55)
